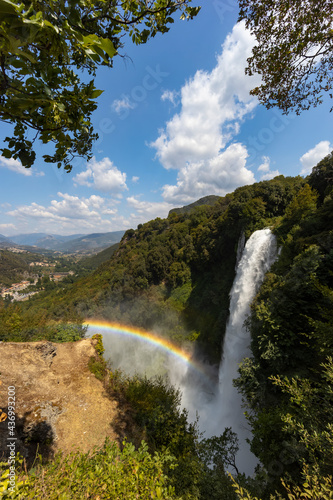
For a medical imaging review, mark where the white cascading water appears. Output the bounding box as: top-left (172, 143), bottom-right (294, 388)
top-left (214, 228), bottom-right (277, 475)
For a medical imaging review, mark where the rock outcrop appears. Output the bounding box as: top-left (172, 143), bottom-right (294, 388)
top-left (0, 339), bottom-right (126, 465)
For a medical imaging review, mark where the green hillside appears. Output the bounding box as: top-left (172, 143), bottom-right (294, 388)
top-left (169, 195), bottom-right (222, 216)
top-left (0, 250), bottom-right (49, 287)
top-left (78, 242), bottom-right (120, 271)
top-left (0, 251), bottom-right (29, 287)
top-left (235, 152), bottom-right (333, 497)
top-left (0, 174), bottom-right (305, 362)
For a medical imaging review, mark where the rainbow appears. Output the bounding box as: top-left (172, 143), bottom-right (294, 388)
top-left (83, 319), bottom-right (210, 380)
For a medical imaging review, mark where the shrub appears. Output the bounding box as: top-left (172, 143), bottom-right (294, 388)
top-left (88, 356), bottom-right (107, 381)
top-left (3, 440), bottom-right (180, 499)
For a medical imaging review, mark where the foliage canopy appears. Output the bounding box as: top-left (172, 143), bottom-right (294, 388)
top-left (0, 0), bottom-right (199, 170)
top-left (238, 0), bottom-right (333, 114)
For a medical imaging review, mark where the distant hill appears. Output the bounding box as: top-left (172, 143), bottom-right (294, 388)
top-left (57, 232), bottom-right (125, 253)
top-left (8, 231), bottom-right (126, 253)
top-left (168, 195), bottom-right (221, 216)
top-left (0, 249), bottom-right (48, 287)
top-left (0, 234), bottom-right (13, 246)
top-left (0, 250), bottom-right (29, 286)
top-left (10, 233), bottom-right (85, 247)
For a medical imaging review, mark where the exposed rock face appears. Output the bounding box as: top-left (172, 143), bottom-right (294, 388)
top-left (0, 339), bottom-right (126, 465)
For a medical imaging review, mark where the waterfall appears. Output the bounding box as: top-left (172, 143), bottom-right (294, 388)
top-left (235, 230), bottom-right (246, 267)
top-left (217, 228), bottom-right (277, 475)
top-left (88, 227), bottom-right (277, 478)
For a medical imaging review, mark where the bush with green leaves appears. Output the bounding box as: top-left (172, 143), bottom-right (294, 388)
top-left (91, 333), bottom-right (105, 355)
top-left (46, 323), bottom-right (88, 343)
top-left (109, 372), bottom-right (203, 498)
top-left (0, 440), bottom-right (180, 499)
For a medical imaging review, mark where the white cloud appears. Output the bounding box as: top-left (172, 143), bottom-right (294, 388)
top-left (300, 141), bottom-right (332, 175)
top-left (6, 193), bottom-right (122, 234)
top-left (260, 170), bottom-right (280, 181)
top-left (151, 21), bottom-right (259, 170)
top-left (0, 156), bottom-right (32, 176)
top-left (150, 21), bottom-right (260, 204)
top-left (73, 157), bottom-right (128, 195)
top-left (0, 156), bottom-right (45, 177)
top-left (0, 223), bottom-right (16, 233)
top-left (112, 96), bottom-right (136, 114)
top-left (49, 193), bottom-right (104, 219)
top-left (101, 208), bottom-right (118, 215)
top-left (162, 143), bottom-right (255, 204)
top-left (6, 192), bottom-right (176, 235)
top-left (127, 196), bottom-right (174, 220)
top-left (131, 176), bottom-right (139, 183)
top-left (257, 156), bottom-right (280, 181)
top-left (161, 89), bottom-right (180, 106)
top-left (258, 156), bottom-right (270, 172)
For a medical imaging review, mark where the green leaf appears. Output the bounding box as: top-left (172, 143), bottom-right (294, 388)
top-left (43, 19), bottom-right (60, 33)
top-left (0, 0), bottom-right (17, 15)
top-left (98, 38), bottom-right (117, 58)
top-left (90, 89), bottom-right (104, 99)
top-left (1, 148), bottom-right (12, 158)
top-left (56, 102), bottom-right (66, 112)
top-left (15, 48), bottom-right (37, 64)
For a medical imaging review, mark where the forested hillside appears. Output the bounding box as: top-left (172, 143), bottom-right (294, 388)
top-left (78, 242), bottom-right (120, 271)
top-left (0, 174), bottom-right (305, 363)
top-left (0, 251), bottom-right (30, 287)
top-left (0, 250), bottom-right (49, 287)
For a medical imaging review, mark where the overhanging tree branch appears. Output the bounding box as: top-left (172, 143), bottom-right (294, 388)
top-left (238, 0), bottom-right (333, 114)
top-left (0, 0), bottom-right (200, 170)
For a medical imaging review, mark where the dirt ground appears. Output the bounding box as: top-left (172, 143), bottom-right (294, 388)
top-left (0, 338), bottom-right (131, 465)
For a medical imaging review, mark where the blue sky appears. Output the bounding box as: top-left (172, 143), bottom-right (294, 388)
top-left (0, 1), bottom-right (332, 237)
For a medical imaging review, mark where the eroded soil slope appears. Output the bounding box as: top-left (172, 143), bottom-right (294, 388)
top-left (0, 339), bottom-right (129, 464)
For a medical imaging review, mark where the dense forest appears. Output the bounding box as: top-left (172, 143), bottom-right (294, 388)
top-left (0, 152), bottom-right (332, 498)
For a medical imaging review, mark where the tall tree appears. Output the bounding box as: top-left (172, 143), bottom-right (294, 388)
top-left (238, 0), bottom-right (333, 114)
top-left (0, 0), bottom-right (199, 170)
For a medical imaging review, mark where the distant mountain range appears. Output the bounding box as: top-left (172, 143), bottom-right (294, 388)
top-left (9, 233), bottom-right (85, 247)
top-left (0, 196), bottom-right (222, 254)
top-left (0, 231), bottom-right (126, 254)
top-left (0, 234), bottom-right (11, 243)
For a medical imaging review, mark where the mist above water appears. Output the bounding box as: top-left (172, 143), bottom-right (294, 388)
top-left (87, 228), bottom-right (277, 477)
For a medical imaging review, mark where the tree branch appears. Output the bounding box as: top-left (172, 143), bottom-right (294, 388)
top-left (96, 0), bottom-right (187, 26)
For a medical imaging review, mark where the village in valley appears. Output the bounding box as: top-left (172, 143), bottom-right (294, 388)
top-left (0, 248), bottom-right (75, 302)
